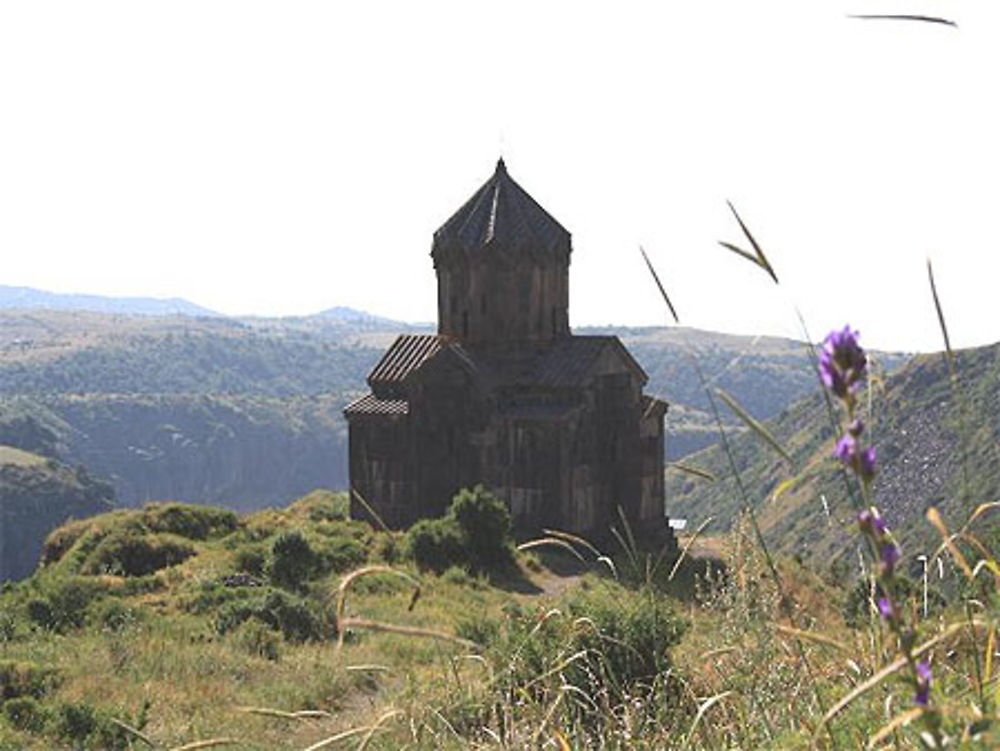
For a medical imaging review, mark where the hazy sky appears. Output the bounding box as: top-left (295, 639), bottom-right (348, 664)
top-left (1, 2), bottom-right (993, 352)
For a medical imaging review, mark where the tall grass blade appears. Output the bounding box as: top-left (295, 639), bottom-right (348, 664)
top-left (715, 388), bottom-right (793, 466)
top-left (350, 488), bottom-right (391, 533)
top-left (679, 691), bottom-right (733, 751)
top-left (301, 727), bottom-right (371, 751)
top-left (928, 259), bottom-right (973, 503)
top-left (718, 241), bottom-right (760, 267)
top-left (668, 461), bottom-right (716, 482)
top-left (356, 710), bottom-right (404, 751)
top-left (333, 566), bottom-right (421, 649)
top-left (725, 201), bottom-right (779, 283)
top-left (517, 537), bottom-right (587, 562)
top-left (848, 14), bottom-right (957, 27)
top-left (542, 528), bottom-right (604, 559)
top-left (926, 507), bottom-right (974, 581)
top-left (668, 516), bottom-right (713, 582)
top-left (616, 505), bottom-right (639, 560)
top-left (108, 718), bottom-right (155, 748)
top-left (775, 624), bottom-right (847, 652)
top-left (610, 525), bottom-right (639, 578)
top-left (927, 260), bottom-right (955, 378)
top-left (169, 741), bottom-right (240, 751)
top-left (639, 246), bottom-right (680, 324)
top-left (866, 708), bottom-right (925, 749)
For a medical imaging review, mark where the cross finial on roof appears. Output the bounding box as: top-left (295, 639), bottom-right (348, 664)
top-left (496, 157), bottom-right (507, 174)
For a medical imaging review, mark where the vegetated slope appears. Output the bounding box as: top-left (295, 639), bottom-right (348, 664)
top-left (666, 340), bottom-right (1000, 568)
top-left (0, 449), bottom-right (115, 581)
top-left (1, 395), bottom-right (351, 511)
top-left (580, 325), bottom-right (907, 459)
top-left (0, 311), bottom-right (379, 396)
top-left (0, 493), bottom-right (699, 750)
top-left (0, 310), bottom-right (382, 510)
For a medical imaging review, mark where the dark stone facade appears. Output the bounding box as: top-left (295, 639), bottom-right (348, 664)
top-left (345, 160), bottom-right (668, 540)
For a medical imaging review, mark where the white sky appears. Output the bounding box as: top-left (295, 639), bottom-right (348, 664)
top-left (0, 2), bottom-right (993, 353)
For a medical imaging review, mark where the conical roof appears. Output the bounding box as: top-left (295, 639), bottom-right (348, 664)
top-left (432, 159), bottom-right (571, 259)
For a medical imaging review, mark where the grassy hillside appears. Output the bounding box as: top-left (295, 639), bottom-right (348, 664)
top-left (0, 493), bottom-right (693, 749)
top-left (2, 493), bottom-right (996, 748)
top-left (666, 340), bottom-right (1000, 568)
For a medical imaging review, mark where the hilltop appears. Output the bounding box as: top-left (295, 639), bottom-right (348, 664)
top-left (666, 340), bottom-right (1000, 567)
top-left (0, 286), bottom-right (216, 317)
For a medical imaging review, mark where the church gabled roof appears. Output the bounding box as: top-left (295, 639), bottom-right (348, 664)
top-left (432, 159), bottom-right (571, 259)
top-left (533, 336), bottom-right (648, 388)
top-left (367, 334), bottom-right (479, 396)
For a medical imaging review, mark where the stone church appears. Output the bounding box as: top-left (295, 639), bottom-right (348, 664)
top-left (344, 160), bottom-right (668, 539)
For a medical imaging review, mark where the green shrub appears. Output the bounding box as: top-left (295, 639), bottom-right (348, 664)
top-left (119, 573), bottom-right (167, 596)
top-left (441, 565), bottom-right (473, 587)
top-left (142, 502), bottom-right (238, 540)
top-left (54, 702), bottom-right (96, 745)
top-left (0, 610), bottom-right (15, 642)
top-left (406, 517), bottom-right (465, 572)
top-left (450, 485), bottom-right (513, 568)
top-left (233, 545), bottom-right (268, 577)
top-left (289, 489), bottom-right (349, 522)
top-left (232, 620), bottom-right (282, 661)
top-left (0, 660), bottom-right (60, 700)
top-left (25, 577), bottom-right (104, 632)
top-left (406, 486), bottom-right (513, 572)
top-left (81, 531), bottom-right (195, 577)
top-left (50, 700), bottom-right (142, 749)
top-left (89, 598), bottom-right (142, 633)
top-left (3, 696), bottom-right (48, 733)
top-left (215, 589), bottom-right (321, 643)
top-left (313, 535), bottom-right (366, 575)
top-left (471, 582), bottom-right (687, 705)
top-left (269, 531), bottom-right (317, 590)
top-left (371, 532), bottom-right (401, 564)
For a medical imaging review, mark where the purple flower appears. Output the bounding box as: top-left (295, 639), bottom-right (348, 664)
top-left (859, 447), bottom-right (877, 481)
top-left (879, 542), bottom-right (900, 576)
top-left (857, 509), bottom-right (874, 533)
top-left (834, 434), bottom-right (856, 464)
top-left (834, 434), bottom-right (877, 482)
top-left (819, 326), bottom-right (868, 397)
top-left (876, 597), bottom-right (896, 621)
top-left (819, 351), bottom-right (849, 397)
top-left (915, 661), bottom-right (932, 706)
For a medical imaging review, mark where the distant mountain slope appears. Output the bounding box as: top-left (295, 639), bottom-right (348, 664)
top-left (579, 326), bottom-right (908, 459)
top-left (0, 311), bottom-right (378, 397)
top-left (0, 285), bottom-right (216, 316)
top-left (665, 341), bottom-right (1000, 568)
top-left (0, 394), bottom-right (352, 512)
top-left (0, 309), bottom-right (906, 516)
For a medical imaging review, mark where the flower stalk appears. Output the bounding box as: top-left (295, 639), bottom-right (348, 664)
top-left (820, 326), bottom-right (942, 741)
